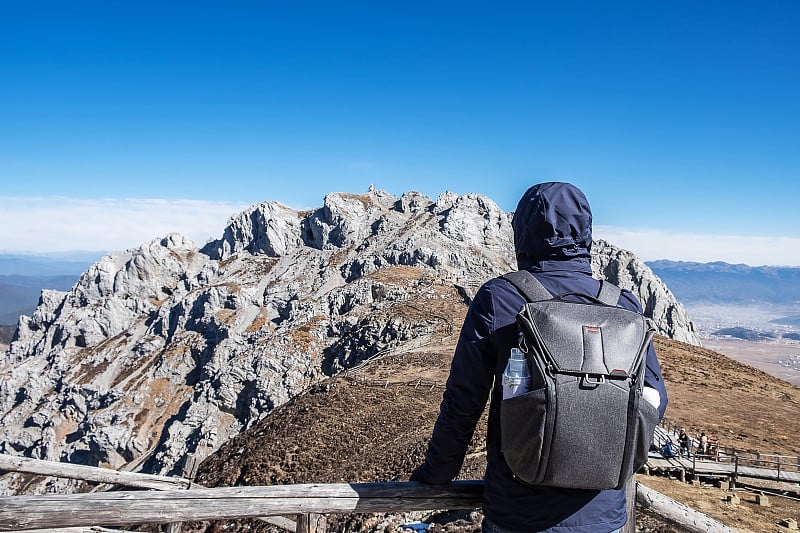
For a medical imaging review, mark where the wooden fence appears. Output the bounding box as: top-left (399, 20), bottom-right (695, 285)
top-left (657, 418), bottom-right (800, 482)
top-left (0, 481), bottom-right (484, 531)
top-left (0, 453), bottom-right (193, 491)
top-left (0, 453), bottom-right (735, 533)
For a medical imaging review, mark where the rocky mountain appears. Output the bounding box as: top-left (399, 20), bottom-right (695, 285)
top-left (0, 189), bottom-right (698, 495)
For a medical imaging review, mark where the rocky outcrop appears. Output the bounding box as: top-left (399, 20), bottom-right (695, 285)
top-left (0, 188), bottom-right (698, 494)
top-left (203, 202), bottom-right (302, 259)
top-left (592, 240), bottom-right (700, 345)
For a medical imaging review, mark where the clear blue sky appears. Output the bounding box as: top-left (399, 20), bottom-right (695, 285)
top-left (1, 2), bottom-right (799, 265)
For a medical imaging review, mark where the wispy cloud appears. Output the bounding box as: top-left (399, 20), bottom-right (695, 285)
top-left (594, 226), bottom-right (800, 267)
top-left (0, 197), bottom-right (249, 254)
top-left (1, 198), bottom-right (797, 266)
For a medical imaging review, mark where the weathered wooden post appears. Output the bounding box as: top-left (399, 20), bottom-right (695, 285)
top-left (166, 453), bottom-right (201, 533)
top-left (622, 478), bottom-right (635, 533)
top-left (297, 512), bottom-right (327, 533)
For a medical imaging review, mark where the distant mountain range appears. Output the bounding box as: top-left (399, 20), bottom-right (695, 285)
top-left (0, 254), bottom-right (99, 325)
top-left (645, 260), bottom-right (800, 306)
top-left (0, 252), bottom-right (102, 276)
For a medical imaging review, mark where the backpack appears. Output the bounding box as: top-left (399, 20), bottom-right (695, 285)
top-left (499, 270), bottom-right (659, 490)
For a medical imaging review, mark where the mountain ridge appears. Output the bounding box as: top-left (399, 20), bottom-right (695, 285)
top-left (0, 188), bottom-right (698, 497)
top-left (646, 259), bottom-right (800, 305)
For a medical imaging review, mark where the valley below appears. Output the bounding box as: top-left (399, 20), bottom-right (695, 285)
top-left (700, 337), bottom-right (800, 387)
top-left (684, 302), bottom-right (800, 386)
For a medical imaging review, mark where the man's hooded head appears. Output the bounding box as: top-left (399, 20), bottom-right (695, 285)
top-left (512, 182), bottom-right (593, 270)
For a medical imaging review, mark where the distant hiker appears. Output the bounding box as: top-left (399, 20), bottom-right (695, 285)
top-left (707, 436), bottom-right (719, 457)
top-left (660, 440), bottom-right (678, 458)
top-left (678, 429), bottom-right (691, 457)
top-left (411, 182), bottom-right (668, 533)
top-left (699, 432), bottom-right (708, 455)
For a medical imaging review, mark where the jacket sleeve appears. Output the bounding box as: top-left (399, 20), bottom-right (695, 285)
top-left (415, 285), bottom-right (497, 484)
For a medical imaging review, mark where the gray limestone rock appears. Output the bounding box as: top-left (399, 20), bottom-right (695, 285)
top-left (592, 240), bottom-right (701, 345)
top-left (0, 187), bottom-right (698, 495)
top-left (203, 201), bottom-right (302, 259)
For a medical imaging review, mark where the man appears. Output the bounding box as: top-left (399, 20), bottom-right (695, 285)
top-left (679, 429), bottom-right (691, 457)
top-left (412, 182), bottom-right (668, 533)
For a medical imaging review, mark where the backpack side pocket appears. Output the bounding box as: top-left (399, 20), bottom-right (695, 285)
top-left (616, 393), bottom-right (660, 488)
top-left (632, 398), bottom-right (660, 479)
top-left (500, 386), bottom-right (548, 484)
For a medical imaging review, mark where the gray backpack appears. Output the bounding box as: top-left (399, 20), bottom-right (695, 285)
top-left (500, 270), bottom-right (659, 490)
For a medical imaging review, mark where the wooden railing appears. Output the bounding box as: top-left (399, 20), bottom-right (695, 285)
top-left (0, 453), bottom-right (193, 491)
top-left (729, 454), bottom-right (800, 484)
top-left (0, 481), bottom-right (484, 531)
top-left (0, 453), bottom-right (295, 532)
top-left (658, 418), bottom-right (800, 465)
top-left (0, 453), bottom-right (735, 533)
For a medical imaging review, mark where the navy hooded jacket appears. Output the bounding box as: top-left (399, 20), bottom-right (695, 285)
top-left (415, 182), bottom-right (668, 532)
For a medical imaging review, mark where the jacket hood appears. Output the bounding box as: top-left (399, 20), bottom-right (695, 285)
top-left (512, 182), bottom-right (593, 270)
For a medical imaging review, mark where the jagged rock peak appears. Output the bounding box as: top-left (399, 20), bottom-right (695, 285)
top-left (200, 188), bottom-right (514, 281)
top-left (0, 188), bottom-right (698, 495)
top-left (202, 201), bottom-right (302, 259)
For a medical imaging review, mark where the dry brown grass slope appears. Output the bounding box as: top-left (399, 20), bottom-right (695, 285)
top-left (189, 269), bottom-right (800, 533)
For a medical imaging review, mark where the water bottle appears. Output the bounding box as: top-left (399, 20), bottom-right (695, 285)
top-left (502, 348), bottom-right (531, 399)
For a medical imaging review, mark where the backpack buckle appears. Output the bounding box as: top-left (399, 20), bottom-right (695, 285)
top-left (581, 374), bottom-right (605, 387)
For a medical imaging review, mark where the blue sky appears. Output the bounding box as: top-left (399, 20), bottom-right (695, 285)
top-left (1, 2), bottom-right (799, 265)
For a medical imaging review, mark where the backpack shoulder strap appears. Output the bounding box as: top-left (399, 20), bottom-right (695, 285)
top-left (501, 270), bottom-right (552, 302)
top-left (597, 280), bottom-right (622, 306)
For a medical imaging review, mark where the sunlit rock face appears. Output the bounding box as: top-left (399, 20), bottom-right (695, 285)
top-left (0, 188), bottom-right (697, 494)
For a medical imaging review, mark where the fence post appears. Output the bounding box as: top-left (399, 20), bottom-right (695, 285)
top-left (166, 453), bottom-right (201, 533)
top-left (297, 513), bottom-right (327, 533)
top-left (623, 478), bottom-right (635, 533)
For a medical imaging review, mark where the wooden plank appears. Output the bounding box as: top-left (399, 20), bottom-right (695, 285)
top-left (6, 528), bottom-right (139, 533)
top-left (0, 453), bottom-right (191, 491)
top-left (636, 483), bottom-right (736, 533)
top-left (622, 478), bottom-right (635, 533)
top-left (261, 516), bottom-right (299, 532)
top-left (0, 481), bottom-right (484, 530)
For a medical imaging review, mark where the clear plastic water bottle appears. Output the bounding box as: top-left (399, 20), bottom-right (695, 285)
top-left (502, 348), bottom-right (531, 399)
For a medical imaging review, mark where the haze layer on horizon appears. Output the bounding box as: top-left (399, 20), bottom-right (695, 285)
top-left (1, 195), bottom-right (797, 268)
